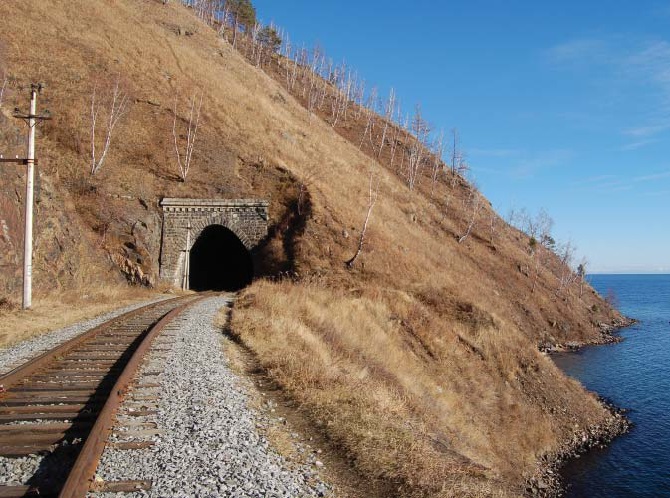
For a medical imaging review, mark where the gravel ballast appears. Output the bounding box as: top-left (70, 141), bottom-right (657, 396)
top-left (0, 296), bottom-right (170, 376)
top-left (93, 295), bottom-right (330, 497)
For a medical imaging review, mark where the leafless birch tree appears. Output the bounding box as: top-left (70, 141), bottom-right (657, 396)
top-left (172, 90), bottom-right (203, 182)
top-left (406, 105), bottom-right (430, 190)
top-left (377, 88), bottom-right (395, 158)
top-left (359, 86), bottom-right (378, 150)
top-left (217, 2), bottom-right (232, 36)
top-left (449, 128), bottom-right (470, 186)
top-left (284, 43), bottom-right (299, 91)
top-left (250, 22), bottom-right (262, 66)
top-left (450, 128), bottom-right (461, 176)
top-left (537, 210), bottom-right (556, 249)
top-left (388, 100), bottom-right (402, 170)
top-left (397, 112), bottom-right (410, 175)
top-left (430, 129), bottom-right (445, 197)
top-left (556, 240), bottom-right (576, 295)
top-left (346, 170), bottom-right (380, 269)
top-left (457, 187), bottom-right (483, 243)
top-left (0, 73), bottom-right (6, 110)
top-left (353, 79), bottom-right (366, 120)
top-left (90, 76), bottom-right (130, 175)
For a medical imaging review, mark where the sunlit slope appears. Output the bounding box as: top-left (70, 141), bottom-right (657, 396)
top-left (0, 1), bottom-right (626, 496)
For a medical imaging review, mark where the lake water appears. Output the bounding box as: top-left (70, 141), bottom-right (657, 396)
top-left (552, 274), bottom-right (670, 497)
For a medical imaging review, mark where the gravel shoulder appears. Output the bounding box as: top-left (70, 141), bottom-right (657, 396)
top-left (0, 295), bottom-right (172, 377)
top-left (92, 295), bottom-right (331, 497)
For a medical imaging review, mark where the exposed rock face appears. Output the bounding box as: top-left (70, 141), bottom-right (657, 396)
top-left (0, 188), bottom-right (22, 295)
top-left (110, 252), bottom-right (155, 287)
top-left (0, 168), bottom-right (121, 300)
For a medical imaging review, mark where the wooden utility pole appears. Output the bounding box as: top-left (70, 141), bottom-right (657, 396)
top-left (8, 84), bottom-right (51, 309)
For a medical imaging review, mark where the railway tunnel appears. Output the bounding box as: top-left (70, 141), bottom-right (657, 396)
top-left (188, 225), bottom-right (253, 291)
top-left (159, 198), bottom-right (268, 291)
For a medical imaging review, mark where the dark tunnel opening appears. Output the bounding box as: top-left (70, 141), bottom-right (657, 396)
top-left (189, 225), bottom-right (253, 292)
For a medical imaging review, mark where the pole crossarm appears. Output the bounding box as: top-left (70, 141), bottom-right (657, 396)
top-left (0, 158), bottom-right (38, 164)
top-left (12, 113), bottom-right (51, 121)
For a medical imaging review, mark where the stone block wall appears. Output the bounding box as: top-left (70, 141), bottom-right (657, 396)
top-left (159, 198), bottom-right (268, 287)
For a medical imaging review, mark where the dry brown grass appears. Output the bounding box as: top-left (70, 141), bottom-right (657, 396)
top-left (0, 2), bottom-right (625, 496)
top-left (230, 280), bottom-right (611, 496)
top-left (0, 0), bottom-right (617, 343)
top-left (0, 284), bottom-right (163, 348)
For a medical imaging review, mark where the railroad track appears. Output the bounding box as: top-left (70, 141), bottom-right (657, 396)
top-left (0, 294), bottom-right (208, 498)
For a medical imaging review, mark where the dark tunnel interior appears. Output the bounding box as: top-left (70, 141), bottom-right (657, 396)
top-left (189, 225), bottom-right (253, 292)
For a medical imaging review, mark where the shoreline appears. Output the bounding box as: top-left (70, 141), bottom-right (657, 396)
top-left (540, 315), bottom-right (637, 354)
top-left (526, 398), bottom-right (632, 496)
top-left (527, 315), bottom-right (637, 496)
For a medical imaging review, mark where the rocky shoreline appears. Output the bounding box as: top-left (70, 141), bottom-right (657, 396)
top-left (540, 315), bottom-right (636, 353)
top-left (525, 398), bottom-right (631, 496)
top-left (527, 315), bottom-right (636, 496)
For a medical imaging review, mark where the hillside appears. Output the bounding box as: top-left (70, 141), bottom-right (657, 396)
top-left (0, 1), bottom-right (628, 496)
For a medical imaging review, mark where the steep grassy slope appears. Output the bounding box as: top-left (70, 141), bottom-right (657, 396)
top-left (0, 1), bottom-right (627, 496)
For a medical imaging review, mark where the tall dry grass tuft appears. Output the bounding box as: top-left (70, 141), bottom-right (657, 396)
top-left (230, 280), bottom-right (611, 496)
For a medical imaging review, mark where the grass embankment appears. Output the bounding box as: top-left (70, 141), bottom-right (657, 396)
top-left (229, 280), bottom-right (615, 497)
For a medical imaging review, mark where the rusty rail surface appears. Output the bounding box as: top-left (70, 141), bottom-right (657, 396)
top-left (0, 294), bottom-right (209, 497)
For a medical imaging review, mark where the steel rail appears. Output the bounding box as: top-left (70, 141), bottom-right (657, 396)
top-left (59, 296), bottom-right (206, 497)
top-left (0, 296), bottom-right (188, 391)
top-left (0, 293), bottom-right (213, 497)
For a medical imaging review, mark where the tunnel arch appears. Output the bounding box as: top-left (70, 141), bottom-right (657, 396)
top-left (188, 224), bottom-right (253, 291)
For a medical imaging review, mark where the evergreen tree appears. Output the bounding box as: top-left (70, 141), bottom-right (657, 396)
top-left (228, 0), bottom-right (256, 32)
top-left (258, 26), bottom-right (281, 53)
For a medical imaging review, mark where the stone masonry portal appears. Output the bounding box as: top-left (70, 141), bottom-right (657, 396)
top-left (159, 198), bottom-right (269, 289)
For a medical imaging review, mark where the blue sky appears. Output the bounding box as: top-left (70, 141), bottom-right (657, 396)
top-left (253, 1), bottom-right (670, 273)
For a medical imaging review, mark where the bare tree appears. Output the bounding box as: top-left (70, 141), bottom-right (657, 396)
top-left (406, 104), bottom-right (430, 190)
top-left (516, 208), bottom-right (553, 244)
top-left (512, 208), bottom-right (554, 292)
top-left (388, 99), bottom-right (402, 170)
top-left (397, 112), bottom-right (410, 175)
top-left (536, 209), bottom-right (555, 249)
top-left (329, 61), bottom-right (352, 127)
top-left (172, 90), bottom-right (203, 182)
top-left (346, 170), bottom-right (380, 268)
top-left (90, 76), bottom-right (130, 175)
top-left (430, 129), bottom-right (445, 197)
top-left (250, 22), bottom-right (262, 66)
top-left (457, 187), bottom-right (483, 243)
top-left (505, 205), bottom-right (517, 226)
top-left (525, 234), bottom-right (545, 293)
top-left (0, 72), bottom-right (6, 110)
top-left (556, 240), bottom-right (576, 295)
top-left (217, 2), bottom-right (232, 37)
top-left (377, 88), bottom-right (395, 158)
top-left (450, 128), bottom-right (461, 176)
top-left (449, 128), bottom-right (469, 187)
top-left (359, 86), bottom-right (378, 150)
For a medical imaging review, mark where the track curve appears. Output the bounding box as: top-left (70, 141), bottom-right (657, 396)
top-left (0, 294), bottom-right (207, 497)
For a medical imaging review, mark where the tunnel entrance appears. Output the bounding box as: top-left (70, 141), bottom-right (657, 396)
top-left (189, 225), bottom-right (253, 291)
